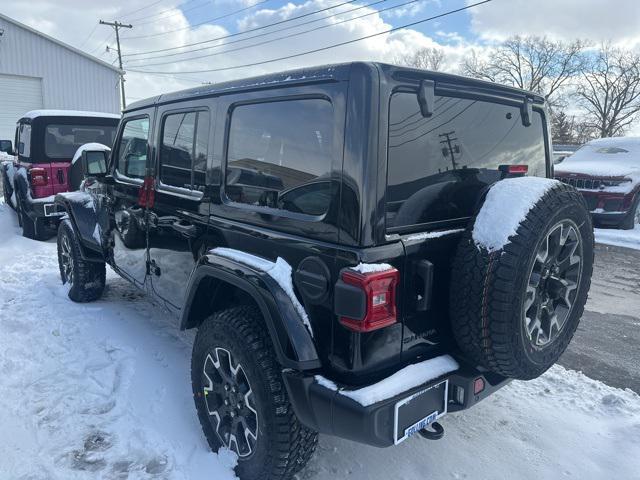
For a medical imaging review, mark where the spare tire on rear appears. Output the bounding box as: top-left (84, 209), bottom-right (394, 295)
top-left (450, 178), bottom-right (594, 380)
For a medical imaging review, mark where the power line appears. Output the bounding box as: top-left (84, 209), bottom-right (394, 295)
top-left (122, 0), bottom-right (275, 40)
top-left (119, 0), bottom-right (167, 19)
top-left (124, 0), bottom-right (202, 25)
top-left (127, 0), bottom-right (492, 75)
top-left (126, 0), bottom-right (218, 26)
top-left (89, 31), bottom-right (115, 55)
top-left (79, 23), bottom-right (99, 49)
top-left (125, 0), bottom-right (390, 66)
top-left (123, 0), bottom-right (359, 53)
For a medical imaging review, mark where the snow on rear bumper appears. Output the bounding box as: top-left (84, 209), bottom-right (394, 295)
top-left (283, 358), bottom-right (511, 447)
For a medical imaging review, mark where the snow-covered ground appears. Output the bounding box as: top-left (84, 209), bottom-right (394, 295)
top-left (1, 202), bottom-right (639, 480)
top-left (595, 225), bottom-right (640, 251)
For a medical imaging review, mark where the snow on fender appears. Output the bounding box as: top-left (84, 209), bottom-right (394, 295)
top-left (450, 177), bottom-right (594, 380)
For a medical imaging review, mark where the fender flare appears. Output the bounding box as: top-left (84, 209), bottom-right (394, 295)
top-left (181, 254), bottom-right (321, 371)
top-left (54, 194), bottom-right (105, 262)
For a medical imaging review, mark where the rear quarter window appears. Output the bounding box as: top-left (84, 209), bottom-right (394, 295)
top-left (386, 92), bottom-right (547, 229)
top-left (225, 98), bottom-right (334, 217)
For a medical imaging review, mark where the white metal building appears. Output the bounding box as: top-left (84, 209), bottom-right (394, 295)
top-left (0, 13), bottom-right (121, 141)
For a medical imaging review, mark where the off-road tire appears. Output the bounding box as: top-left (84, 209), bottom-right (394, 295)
top-left (191, 306), bottom-right (318, 480)
top-left (57, 219), bottom-right (106, 302)
top-left (450, 182), bottom-right (594, 380)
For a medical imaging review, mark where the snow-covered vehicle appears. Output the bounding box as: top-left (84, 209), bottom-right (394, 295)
top-left (0, 110), bottom-right (119, 240)
top-left (54, 63), bottom-right (594, 480)
top-left (555, 137), bottom-right (640, 229)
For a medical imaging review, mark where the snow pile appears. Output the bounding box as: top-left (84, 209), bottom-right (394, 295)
top-left (473, 177), bottom-right (558, 252)
top-left (316, 355), bottom-right (459, 407)
top-left (211, 247), bottom-right (313, 336)
top-left (351, 262), bottom-right (394, 274)
top-left (595, 226), bottom-right (640, 250)
top-left (72, 142), bottom-right (111, 164)
top-left (0, 203), bottom-right (237, 480)
top-left (0, 204), bottom-right (639, 479)
top-left (404, 228), bottom-right (465, 242)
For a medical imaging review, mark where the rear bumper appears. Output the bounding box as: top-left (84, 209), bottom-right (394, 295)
top-left (283, 364), bottom-right (510, 448)
top-left (577, 190), bottom-right (637, 227)
top-left (23, 195), bottom-right (65, 221)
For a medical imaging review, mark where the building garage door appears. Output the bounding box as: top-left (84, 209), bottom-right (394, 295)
top-left (0, 74), bottom-right (43, 143)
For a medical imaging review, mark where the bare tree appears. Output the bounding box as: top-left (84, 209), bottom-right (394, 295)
top-left (576, 44), bottom-right (640, 138)
top-left (395, 47), bottom-right (446, 71)
top-left (462, 36), bottom-right (585, 104)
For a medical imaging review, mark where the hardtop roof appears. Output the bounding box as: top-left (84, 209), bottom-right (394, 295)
top-left (126, 62), bottom-right (546, 113)
top-left (19, 110), bottom-right (121, 122)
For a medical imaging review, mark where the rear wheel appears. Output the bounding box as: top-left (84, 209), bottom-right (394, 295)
top-left (191, 306), bottom-right (317, 480)
top-left (57, 219), bottom-right (106, 302)
top-left (450, 182), bottom-right (594, 379)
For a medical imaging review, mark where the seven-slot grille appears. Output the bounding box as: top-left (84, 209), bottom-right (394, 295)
top-left (555, 176), bottom-right (626, 190)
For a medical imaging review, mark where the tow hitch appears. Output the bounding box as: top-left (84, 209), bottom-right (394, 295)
top-left (418, 421), bottom-right (444, 440)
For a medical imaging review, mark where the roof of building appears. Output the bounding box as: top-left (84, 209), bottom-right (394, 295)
top-left (0, 13), bottom-right (122, 74)
top-left (20, 109), bottom-right (121, 120)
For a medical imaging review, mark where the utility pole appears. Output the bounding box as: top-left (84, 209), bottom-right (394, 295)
top-left (99, 20), bottom-right (132, 110)
top-left (439, 131), bottom-right (461, 170)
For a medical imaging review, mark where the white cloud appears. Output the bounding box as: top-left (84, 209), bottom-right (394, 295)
top-left (467, 0), bottom-right (640, 47)
top-left (2, 0), bottom-right (461, 103)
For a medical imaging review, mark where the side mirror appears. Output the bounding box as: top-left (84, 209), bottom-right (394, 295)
top-left (0, 140), bottom-right (13, 155)
top-left (82, 150), bottom-right (108, 178)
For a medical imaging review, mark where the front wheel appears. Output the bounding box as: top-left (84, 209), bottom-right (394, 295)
top-left (191, 306), bottom-right (317, 480)
top-left (57, 219), bottom-right (106, 302)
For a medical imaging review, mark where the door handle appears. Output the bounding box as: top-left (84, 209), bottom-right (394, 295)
top-left (172, 220), bottom-right (197, 236)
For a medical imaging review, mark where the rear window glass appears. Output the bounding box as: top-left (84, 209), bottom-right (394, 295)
top-left (387, 92), bottom-right (547, 229)
top-left (225, 99), bottom-right (334, 216)
top-left (45, 124), bottom-right (117, 159)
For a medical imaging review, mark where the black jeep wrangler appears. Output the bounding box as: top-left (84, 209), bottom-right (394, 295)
top-left (55, 62), bottom-right (593, 480)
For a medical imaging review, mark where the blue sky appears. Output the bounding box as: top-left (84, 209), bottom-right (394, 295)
top-left (179, 0), bottom-right (475, 44)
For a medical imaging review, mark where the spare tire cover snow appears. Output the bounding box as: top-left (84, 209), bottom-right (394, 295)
top-left (450, 178), bottom-right (594, 380)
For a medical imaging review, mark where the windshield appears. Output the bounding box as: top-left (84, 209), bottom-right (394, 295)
top-left (45, 124), bottom-right (117, 159)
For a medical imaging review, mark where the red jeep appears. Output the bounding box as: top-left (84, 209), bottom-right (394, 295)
top-left (1, 110), bottom-right (119, 239)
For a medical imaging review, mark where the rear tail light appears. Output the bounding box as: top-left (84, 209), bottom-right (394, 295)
top-left (499, 164), bottom-right (528, 177)
top-left (138, 176), bottom-right (155, 208)
top-left (338, 267), bottom-right (399, 332)
top-left (29, 167), bottom-right (48, 187)
top-left (473, 377), bottom-right (485, 395)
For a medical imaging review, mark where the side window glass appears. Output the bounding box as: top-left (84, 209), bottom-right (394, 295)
top-left (116, 117), bottom-right (149, 180)
top-left (226, 99), bottom-right (333, 216)
top-left (160, 110), bottom-right (209, 191)
top-left (19, 124), bottom-right (32, 157)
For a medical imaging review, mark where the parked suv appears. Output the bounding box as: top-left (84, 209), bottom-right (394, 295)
top-left (1, 110), bottom-right (119, 239)
top-left (55, 63), bottom-right (594, 480)
top-left (555, 137), bottom-right (640, 229)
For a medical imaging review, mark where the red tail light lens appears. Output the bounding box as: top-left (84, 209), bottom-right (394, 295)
top-left (29, 167), bottom-right (48, 187)
top-left (474, 377), bottom-right (485, 395)
top-left (138, 176), bottom-right (155, 208)
top-left (339, 268), bottom-right (399, 332)
top-left (499, 164), bottom-right (529, 176)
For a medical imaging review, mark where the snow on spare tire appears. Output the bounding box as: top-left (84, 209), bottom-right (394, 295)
top-left (450, 177), bottom-right (594, 380)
